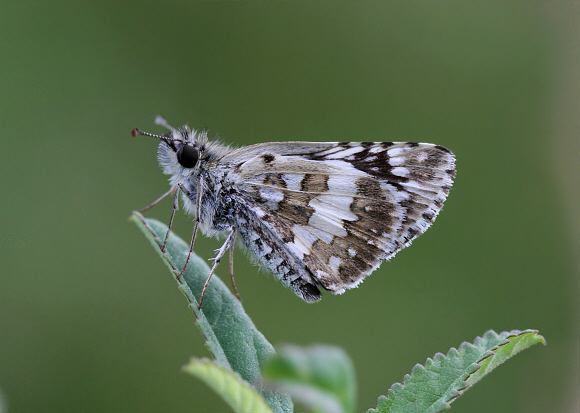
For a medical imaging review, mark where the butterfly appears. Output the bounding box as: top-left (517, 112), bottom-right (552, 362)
top-left (133, 117), bottom-right (455, 308)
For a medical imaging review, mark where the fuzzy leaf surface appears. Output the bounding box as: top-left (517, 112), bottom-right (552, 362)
top-left (131, 212), bottom-right (292, 413)
top-left (367, 329), bottom-right (545, 413)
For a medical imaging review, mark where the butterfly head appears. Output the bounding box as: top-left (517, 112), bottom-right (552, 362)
top-left (132, 117), bottom-right (211, 182)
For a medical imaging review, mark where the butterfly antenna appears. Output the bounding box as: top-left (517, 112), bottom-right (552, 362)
top-left (131, 126), bottom-right (185, 144)
top-left (131, 128), bottom-right (165, 140)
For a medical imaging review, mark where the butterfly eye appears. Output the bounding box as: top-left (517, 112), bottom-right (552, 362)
top-left (176, 144), bottom-right (199, 168)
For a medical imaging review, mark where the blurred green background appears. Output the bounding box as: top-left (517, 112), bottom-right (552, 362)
top-left (0, 2), bottom-right (577, 412)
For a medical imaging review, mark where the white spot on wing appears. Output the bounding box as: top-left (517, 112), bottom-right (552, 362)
top-left (310, 196), bottom-right (357, 222)
top-left (387, 147), bottom-right (405, 157)
top-left (317, 146), bottom-right (344, 157)
top-left (283, 174), bottom-right (303, 191)
top-left (326, 174), bottom-right (357, 194)
top-left (328, 256), bottom-right (342, 272)
top-left (286, 229), bottom-right (310, 260)
top-left (388, 157), bottom-right (405, 166)
top-left (417, 152), bottom-right (429, 162)
top-left (391, 167), bottom-right (410, 177)
top-left (308, 211), bottom-right (347, 237)
top-left (324, 146), bottom-right (364, 159)
top-left (259, 188), bottom-right (284, 202)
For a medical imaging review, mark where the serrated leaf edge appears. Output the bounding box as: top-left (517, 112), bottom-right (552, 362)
top-left (367, 329), bottom-right (545, 413)
top-left (464, 329), bottom-right (545, 386)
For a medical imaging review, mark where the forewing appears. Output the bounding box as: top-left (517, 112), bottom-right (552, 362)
top-left (232, 142), bottom-right (455, 294)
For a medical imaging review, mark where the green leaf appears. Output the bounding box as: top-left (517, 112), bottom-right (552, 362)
top-left (367, 329), bottom-right (545, 413)
top-left (183, 358), bottom-right (275, 413)
top-left (464, 329), bottom-right (545, 387)
top-left (263, 345), bottom-right (356, 413)
top-left (130, 212), bottom-right (292, 413)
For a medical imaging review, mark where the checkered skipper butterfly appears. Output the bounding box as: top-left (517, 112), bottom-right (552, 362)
top-left (133, 117), bottom-right (456, 308)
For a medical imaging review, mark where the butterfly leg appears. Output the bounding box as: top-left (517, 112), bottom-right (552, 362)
top-left (177, 177), bottom-right (203, 280)
top-left (137, 184), bottom-right (177, 213)
top-left (198, 227), bottom-right (236, 310)
top-left (136, 184), bottom-right (178, 253)
top-left (228, 231), bottom-right (241, 302)
top-left (160, 187), bottom-right (181, 252)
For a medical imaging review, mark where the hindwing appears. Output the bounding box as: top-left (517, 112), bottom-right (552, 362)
top-left (232, 142), bottom-right (455, 294)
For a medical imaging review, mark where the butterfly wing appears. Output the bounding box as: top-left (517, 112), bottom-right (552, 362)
top-left (229, 141), bottom-right (455, 297)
